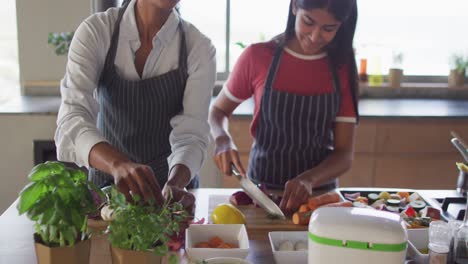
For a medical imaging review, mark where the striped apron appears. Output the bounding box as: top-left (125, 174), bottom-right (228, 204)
top-left (248, 45), bottom-right (341, 190)
top-left (89, 2), bottom-right (197, 188)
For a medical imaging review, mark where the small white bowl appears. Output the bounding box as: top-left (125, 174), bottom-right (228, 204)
top-left (268, 231), bottom-right (308, 264)
top-left (185, 224), bottom-right (250, 261)
top-left (407, 228), bottom-right (429, 264)
top-left (204, 257), bottom-right (252, 264)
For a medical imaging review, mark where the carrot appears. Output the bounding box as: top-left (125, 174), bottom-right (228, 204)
top-left (298, 203), bottom-right (310, 213)
top-left (319, 201), bottom-right (353, 208)
top-left (307, 191), bottom-right (341, 210)
top-left (208, 236), bottom-right (224, 248)
top-left (195, 242), bottom-right (210, 248)
top-left (292, 211), bottom-right (313, 225)
top-left (217, 243), bottom-right (232, 248)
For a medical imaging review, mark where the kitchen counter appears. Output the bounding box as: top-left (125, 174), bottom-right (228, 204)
top-left (0, 188), bottom-right (461, 264)
top-left (1, 95), bottom-right (468, 119)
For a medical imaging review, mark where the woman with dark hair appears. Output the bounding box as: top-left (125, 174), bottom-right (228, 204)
top-left (209, 0), bottom-right (359, 214)
top-left (55, 0), bottom-right (216, 213)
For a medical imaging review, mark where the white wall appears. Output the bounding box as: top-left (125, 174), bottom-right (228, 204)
top-left (0, 114), bottom-right (221, 214)
top-left (0, 114), bottom-right (57, 213)
top-left (16, 0), bottom-right (90, 91)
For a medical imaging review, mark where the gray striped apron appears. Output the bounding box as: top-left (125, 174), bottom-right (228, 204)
top-left (89, 2), bottom-right (196, 189)
top-left (248, 45), bottom-right (341, 190)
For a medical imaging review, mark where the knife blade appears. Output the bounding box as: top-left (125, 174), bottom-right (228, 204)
top-left (231, 164), bottom-right (286, 219)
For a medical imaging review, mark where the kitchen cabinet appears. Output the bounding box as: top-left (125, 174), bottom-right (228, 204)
top-left (224, 117), bottom-right (468, 189)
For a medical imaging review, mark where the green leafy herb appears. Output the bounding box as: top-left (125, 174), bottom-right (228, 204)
top-left (450, 54), bottom-right (468, 74)
top-left (17, 161), bottom-right (103, 247)
top-left (107, 187), bottom-right (189, 259)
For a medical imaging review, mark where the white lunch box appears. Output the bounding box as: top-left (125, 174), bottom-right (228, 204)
top-left (308, 207), bottom-right (408, 264)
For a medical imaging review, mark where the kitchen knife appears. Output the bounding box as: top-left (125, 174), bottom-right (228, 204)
top-left (231, 164), bottom-right (286, 219)
top-left (451, 138), bottom-right (468, 163)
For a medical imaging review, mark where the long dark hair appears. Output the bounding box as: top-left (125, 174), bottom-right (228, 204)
top-left (283, 0), bottom-right (359, 121)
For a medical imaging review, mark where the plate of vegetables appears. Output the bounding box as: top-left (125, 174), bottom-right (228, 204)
top-left (338, 188), bottom-right (441, 229)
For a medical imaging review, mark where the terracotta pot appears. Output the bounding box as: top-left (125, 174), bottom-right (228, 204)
top-left (111, 246), bottom-right (163, 264)
top-left (34, 234), bottom-right (91, 264)
top-left (449, 69), bottom-right (466, 87)
top-left (388, 68), bottom-right (404, 88)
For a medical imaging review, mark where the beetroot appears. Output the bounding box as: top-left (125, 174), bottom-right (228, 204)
top-left (229, 191), bottom-right (253, 206)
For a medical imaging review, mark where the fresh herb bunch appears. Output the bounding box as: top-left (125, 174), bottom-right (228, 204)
top-left (450, 54), bottom-right (468, 74)
top-left (48, 32), bottom-right (74, 56)
top-left (107, 187), bottom-right (189, 260)
top-left (17, 161), bottom-right (103, 247)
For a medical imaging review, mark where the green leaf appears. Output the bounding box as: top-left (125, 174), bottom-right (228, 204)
top-left (235, 42), bottom-right (246, 49)
top-left (132, 194), bottom-right (141, 203)
top-left (17, 182), bottom-right (47, 214)
top-left (70, 209), bottom-right (84, 229)
top-left (39, 207), bottom-right (55, 225)
top-left (27, 163), bottom-right (52, 181)
top-left (70, 168), bottom-right (86, 182)
top-left (153, 244), bottom-right (168, 256)
top-left (168, 254), bottom-right (178, 264)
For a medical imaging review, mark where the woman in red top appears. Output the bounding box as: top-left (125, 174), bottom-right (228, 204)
top-left (209, 0), bottom-right (359, 214)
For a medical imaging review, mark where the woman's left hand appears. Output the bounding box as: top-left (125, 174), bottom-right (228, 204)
top-left (279, 175), bottom-right (313, 215)
top-left (162, 184), bottom-right (196, 216)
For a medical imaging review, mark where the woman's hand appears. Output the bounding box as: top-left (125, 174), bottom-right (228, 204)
top-left (111, 161), bottom-right (165, 206)
top-left (279, 174), bottom-right (313, 215)
top-left (163, 184), bottom-right (196, 216)
top-left (213, 135), bottom-right (246, 177)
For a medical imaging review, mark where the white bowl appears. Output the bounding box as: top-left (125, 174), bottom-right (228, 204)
top-left (185, 224), bottom-right (250, 261)
top-left (407, 228), bottom-right (429, 264)
top-left (204, 257), bottom-right (252, 264)
top-left (268, 231), bottom-right (307, 264)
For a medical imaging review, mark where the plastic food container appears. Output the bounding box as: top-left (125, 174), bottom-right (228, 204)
top-left (406, 228), bottom-right (429, 264)
top-left (308, 207), bottom-right (408, 264)
top-left (268, 231), bottom-right (307, 264)
top-left (185, 224), bottom-right (249, 261)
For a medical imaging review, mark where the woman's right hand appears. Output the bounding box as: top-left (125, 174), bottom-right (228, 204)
top-left (213, 136), bottom-right (246, 177)
top-left (111, 161), bottom-right (165, 206)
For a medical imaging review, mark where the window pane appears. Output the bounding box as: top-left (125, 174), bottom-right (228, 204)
top-left (0, 0), bottom-right (19, 101)
top-left (355, 0), bottom-right (468, 76)
top-left (180, 0), bottom-right (226, 72)
top-left (231, 0), bottom-right (290, 70)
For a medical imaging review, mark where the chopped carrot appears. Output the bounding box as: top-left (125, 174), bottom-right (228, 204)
top-left (208, 236), bottom-right (224, 248)
top-left (292, 211), bottom-right (313, 225)
top-left (307, 192), bottom-right (341, 211)
top-left (226, 243), bottom-right (237, 248)
top-left (195, 242), bottom-right (210, 248)
top-left (298, 204), bottom-right (310, 213)
top-left (319, 201), bottom-right (353, 208)
top-left (217, 243), bottom-right (232, 248)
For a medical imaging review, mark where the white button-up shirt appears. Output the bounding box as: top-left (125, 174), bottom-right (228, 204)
top-left (55, 0), bottom-right (216, 179)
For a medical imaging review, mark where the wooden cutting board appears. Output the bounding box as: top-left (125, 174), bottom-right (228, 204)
top-left (208, 194), bottom-right (307, 240)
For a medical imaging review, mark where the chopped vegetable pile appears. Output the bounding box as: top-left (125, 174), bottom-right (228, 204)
top-left (343, 191), bottom-right (441, 228)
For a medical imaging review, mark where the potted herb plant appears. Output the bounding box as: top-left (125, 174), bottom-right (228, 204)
top-left (17, 161), bottom-right (103, 264)
top-left (449, 54), bottom-right (467, 87)
top-left (106, 187), bottom-right (188, 264)
top-left (48, 32), bottom-right (74, 56)
top-left (388, 51), bottom-right (404, 88)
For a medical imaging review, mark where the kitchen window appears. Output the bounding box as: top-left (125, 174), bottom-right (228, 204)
top-left (182, 0), bottom-right (468, 84)
top-left (0, 0), bottom-right (19, 101)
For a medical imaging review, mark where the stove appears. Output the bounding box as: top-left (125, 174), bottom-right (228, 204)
top-left (432, 196), bottom-right (467, 221)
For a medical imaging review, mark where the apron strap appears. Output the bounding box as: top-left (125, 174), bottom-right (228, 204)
top-left (263, 45), bottom-right (284, 92)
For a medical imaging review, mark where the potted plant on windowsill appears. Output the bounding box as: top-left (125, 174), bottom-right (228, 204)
top-left (106, 187), bottom-right (188, 264)
top-left (449, 54), bottom-right (467, 87)
top-left (388, 51), bottom-right (404, 88)
top-left (17, 161), bottom-right (103, 264)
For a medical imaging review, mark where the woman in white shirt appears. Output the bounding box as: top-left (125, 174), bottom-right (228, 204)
top-left (55, 0), bottom-right (216, 211)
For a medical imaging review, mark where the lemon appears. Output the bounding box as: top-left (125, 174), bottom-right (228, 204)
top-left (211, 203), bottom-right (246, 224)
